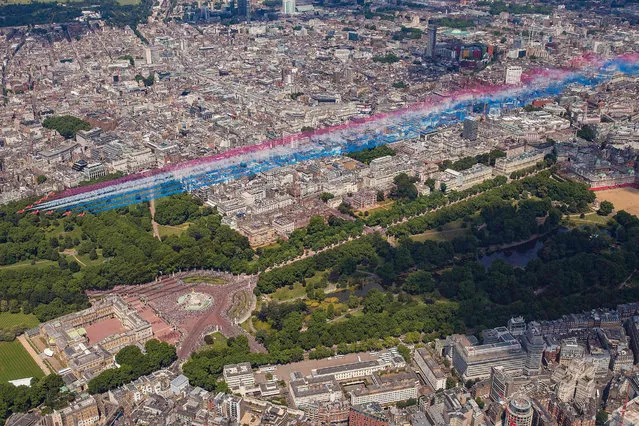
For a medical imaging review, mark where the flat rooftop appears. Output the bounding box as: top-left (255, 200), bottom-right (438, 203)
top-left (314, 360), bottom-right (380, 376)
top-left (224, 362), bottom-right (253, 377)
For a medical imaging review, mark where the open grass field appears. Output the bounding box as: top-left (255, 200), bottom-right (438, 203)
top-left (596, 187), bottom-right (639, 216)
top-left (410, 220), bottom-right (469, 242)
top-left (0, 312), bottom-right (39, 331)
top-left (306, 298), bottom-right (347, 313)
top-left (182, 275), bottom-right (226, 285)
top-left (75, 252), bottom-right (106, 267)
top-left (252, 318), bottom-right (272, 332)
top-left (0, 340), bottom-right (45, 383)
top-left (157, 223), bottom-right (190, 238)
top-left (270, 282), bottom-right (306, 302)
top-left (45, 221), bottom-right (84, 241)
top-left (258, 242), bottom-right (281, 251)
top-left (566, 212), bottom-right (611, 227)
top-left (0, 259), bottom-right (55, 270)
top-left (356, 200), bottom-right (395, 215)
top-left (228, 290), bottom-right (252, 321)
top-left (306, 271), bottom-right (328, 287)
top-left (204, 331), bottom-right (227, 350)
top-left (262, 271), bottom-right (330, 303)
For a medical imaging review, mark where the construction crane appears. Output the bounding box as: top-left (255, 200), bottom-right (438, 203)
top-left (29, 65), bottom-right (37, 120)
top-left (619, 391), bottom-right (629, 426)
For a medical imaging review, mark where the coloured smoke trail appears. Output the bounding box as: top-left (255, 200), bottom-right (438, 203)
top-left (35, 53), bottom-right (639, 213)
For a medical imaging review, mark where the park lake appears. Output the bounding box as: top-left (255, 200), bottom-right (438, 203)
top-left (478, 227), bottom-right (571, 269)
top-left (333, 282), bottom-right (384, 303)
top-left (478, 238), bottom-right (544, 269)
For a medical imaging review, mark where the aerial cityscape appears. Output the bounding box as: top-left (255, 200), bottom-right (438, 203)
top-left (2, 0), bottom-right (639, 425)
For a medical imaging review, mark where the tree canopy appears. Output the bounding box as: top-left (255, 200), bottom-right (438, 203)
top-left (598, 200), bottom-right (614, 216)
top-left (42, 115), bottom-right (91, 139)
top-left (0, 374), bottom-right (69, 424)
top-left (255, 169), bottom-right (636, 346)
top-left (0, 0), bottom-right (153, 28)
top-left (439, 149), bottom-right (506, 171)
top-left (391, 173), bottom-right (419, 200)
top-left (183, 334), bottom-right (303, 391)
top-left (88, 339), bottom-right (176, 394)
top-left (577, 124), bottom-right (597, 142)
top-left (0, 195), bottom-right (254, 321)
top-left (346, 145), bottom-right (396, 164)
top-left (154, 193), bottom-right (204, 225)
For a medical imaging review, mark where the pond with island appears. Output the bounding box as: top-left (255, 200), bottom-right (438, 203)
top-left (332, 282), bottom-right (384, 303)
top-left (478, 228), bottom-right (569, 269)
top-left (325, 229), bottom-right (574, 300)
top-left (478, 238), bottom-right (544, 269)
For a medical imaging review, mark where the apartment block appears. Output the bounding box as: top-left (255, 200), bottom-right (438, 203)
top-left (452, 328), bottom-right (526, 381)
top-left (223, 362), bottom-right (255, 391)
top-left (349, 403), bottom-right (389, 426)
top-left (349, 370), bottom-right (419, 406)
top-left (493, 148), bottom-right (547, 176)
top-left (289, 375), bottom-right (343, 408)
top-left (47, 396), bottom-right (100, 426)
top-left (312, 360), bottom-right (388, 381)
top-left (414, 347), bottom-right (447, 390)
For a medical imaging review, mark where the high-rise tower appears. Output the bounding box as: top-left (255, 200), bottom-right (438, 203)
top-left (426, 25), bottom-right (437, 58)
top-left (506, 396), bottom-right (534, 426)
top-left (521, 322), bottom-right (545, 376)
top-left (505, 66), bottom-right (523, 85)
top-left (237, 0), bottom-right (250, 20)
top-left (462, 117), bottom-right (479, 141)
top-left (282, 0), bottom-right (295, 14)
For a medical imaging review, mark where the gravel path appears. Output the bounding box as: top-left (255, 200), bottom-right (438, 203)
top-left (150, 198), bottom-right (161, 241)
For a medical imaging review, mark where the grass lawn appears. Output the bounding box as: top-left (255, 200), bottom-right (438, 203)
top-left (157, 223), bottom-right (190, 238)
top-left (0, 341), bottom-right (44, 383)
top-left (567, 213), bottom-right (611, 227)
top-left (74, 249), bottom-right (106, 267)
top-left (253, 319), bottom-right (272, 332)
top-left (356, 200), bottom-right (395, 216)
top-left (271, 282), bottom-right (306, 302)
top-left (116, 0), bottom-right (140, 4)
top-left (182, 275), bottom-right (226, 285)
top-left (75, 254), bottom-right (99, 266)
top-left (0, 312), bottom-right (39, 330)
top-left (229, 290), bottom-right (252, 320)
top-left (258, 242), bottom-right (281, 251)
top-left (306, 299), bottom-right (348, 313)
top-left (628, 274), bottom-right (639, 289)
top-left (410, 220), bottom-right (468, 242)
top-left (305, 271), bottom-right (328, 287)
top-left (204, 332), bottom-right (227, 350)
top-left (241, 318), bottom-right (254, 334)
top-left (46, 221), bottom-right (84, 241)
top-left (0, 259), bottom-right (56, 270)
